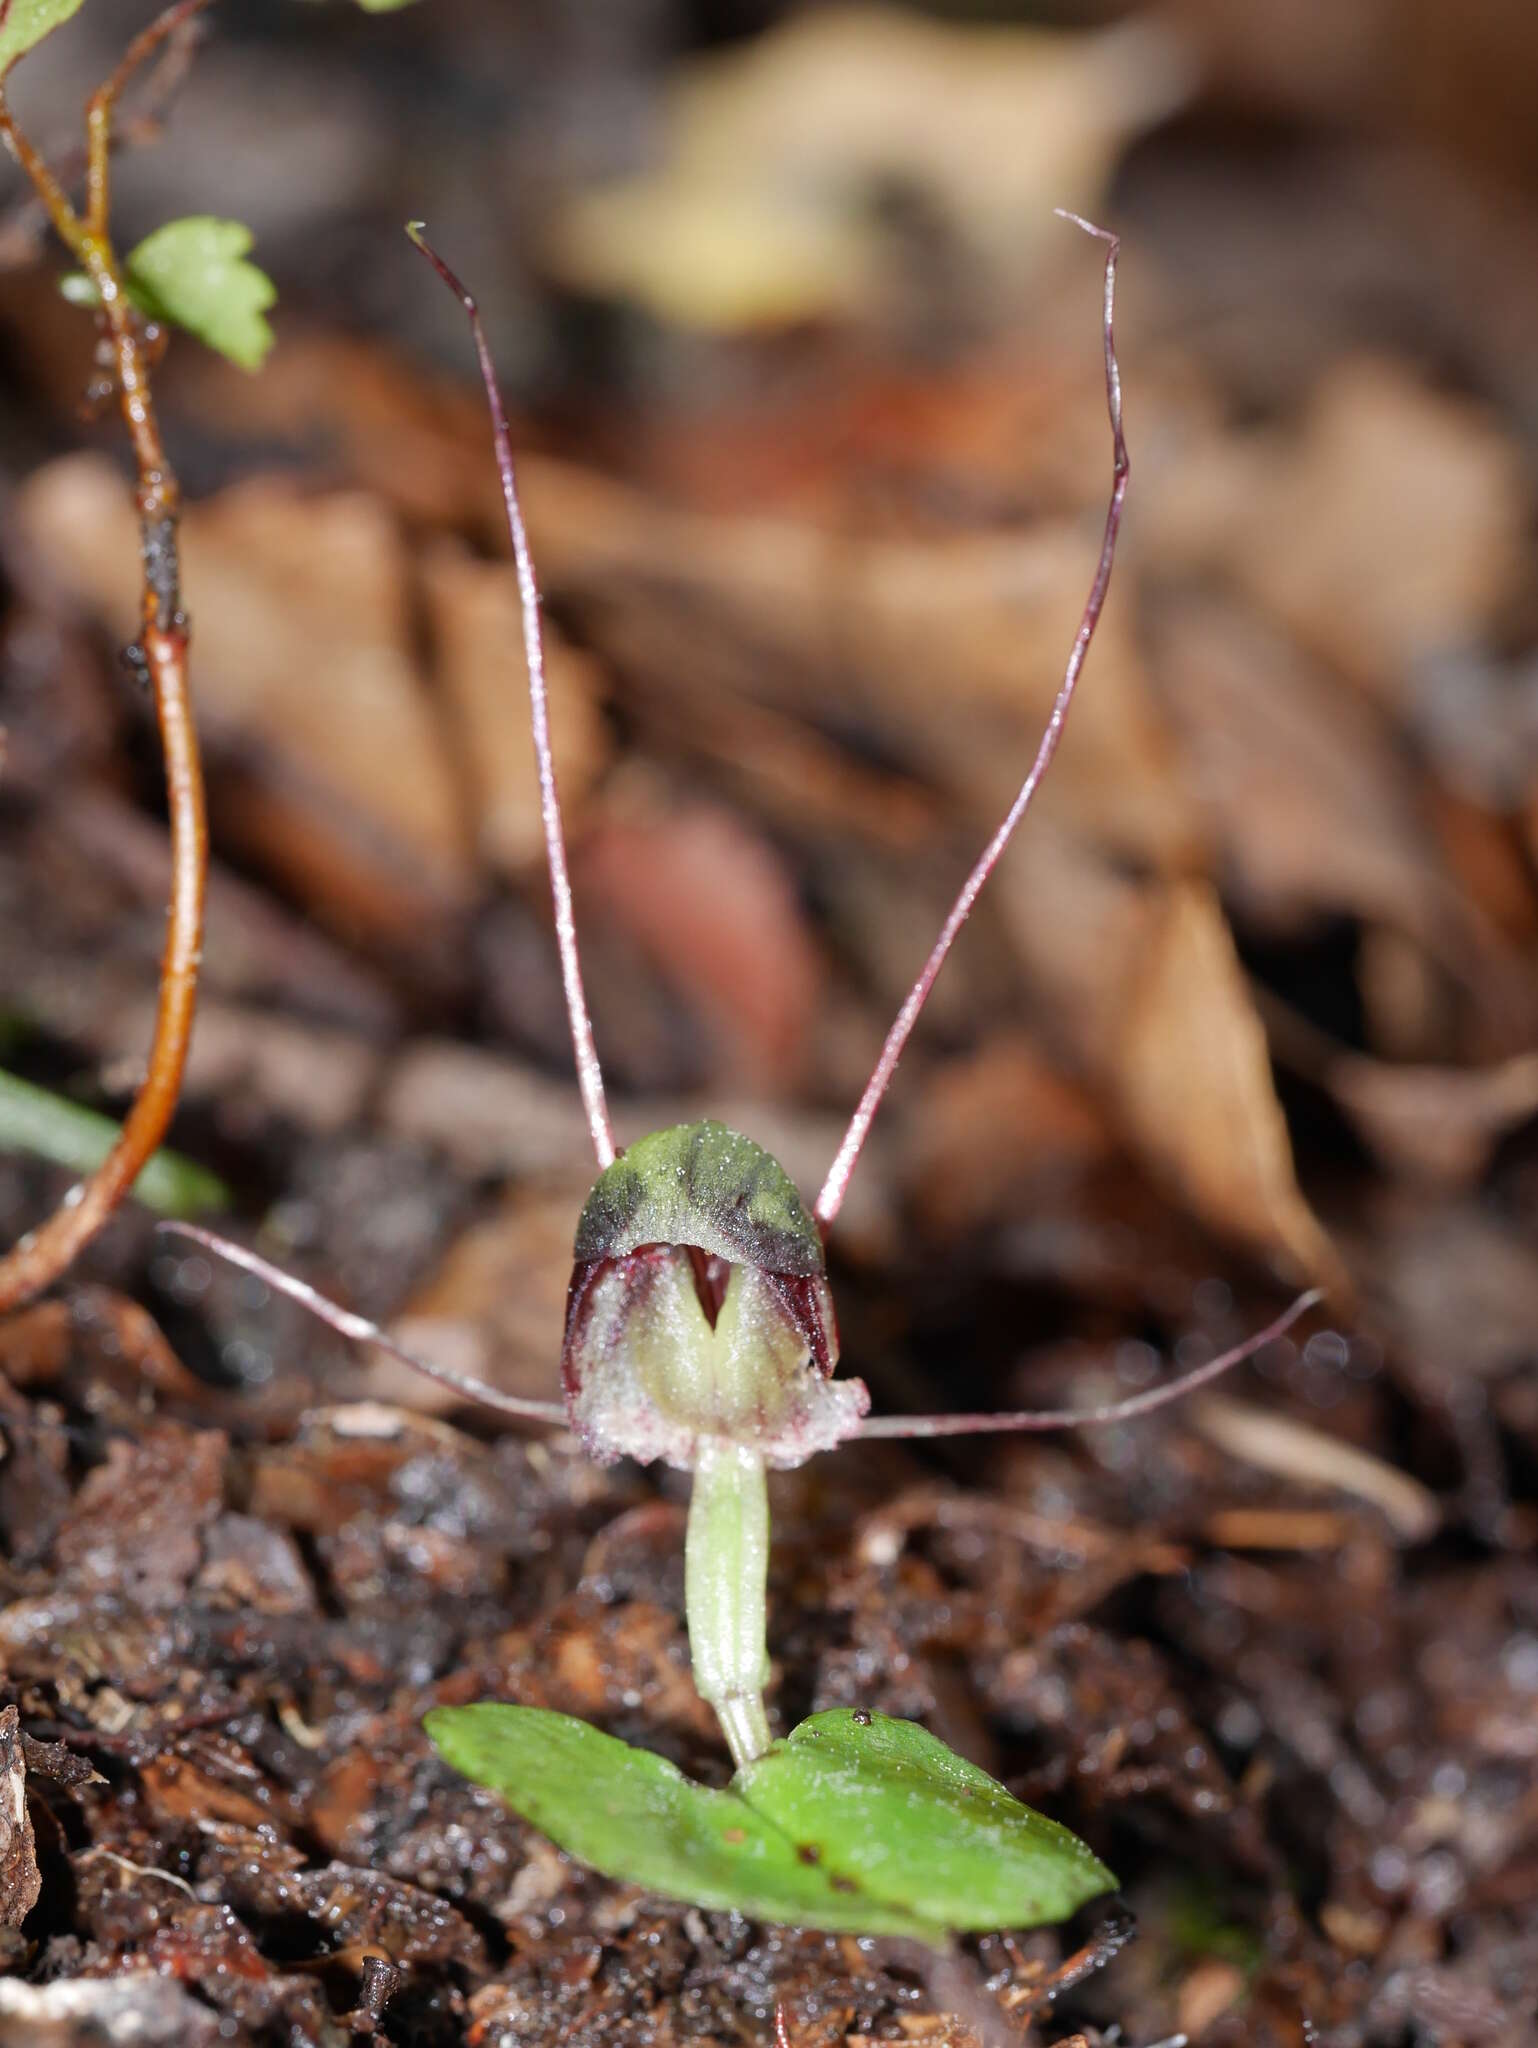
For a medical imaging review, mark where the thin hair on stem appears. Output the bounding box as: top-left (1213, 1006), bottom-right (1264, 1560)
top-left (406, 221), bottom-right (614, 1171)
top-left (854, 1288), bottom-right (1322, 1440)
top-left (160, 1223), bottom-right (569, 1425)
top-left (815, 212), bottom-right (1128, 1229)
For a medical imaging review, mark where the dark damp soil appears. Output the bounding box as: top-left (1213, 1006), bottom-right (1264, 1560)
top-left (0, 1163), bottom-right (1533, 2046)
top-left (4, 4), bottom-right (1538, 2044)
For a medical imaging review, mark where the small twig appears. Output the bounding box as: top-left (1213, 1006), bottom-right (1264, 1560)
top-left (407, 221), bottom-right (615, 1170)
top-left (85, 0), bottom-right (213, 241)
top-left (1192, 1392), bottom-right (1439, 1543)
top-left (0, 8), bottom-right (205, 263)
top-left (0, 3), bottom-right (211, 1310)
top-left (345, 1955), bottom-right (401, 2039)
top-left (991, 1905), bottom-right (1137, 2021)
top-left (76, 1846), bottom-right (197, 1898)
top-left (816, 213), bottom-right (1127, 1227)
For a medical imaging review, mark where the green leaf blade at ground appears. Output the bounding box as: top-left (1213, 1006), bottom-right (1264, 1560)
top-left (0, 1069), bottom-right (229, 1217)
top-left (428, 1703), bottom-right (1113, 1940)
top-left (736, 1709), bottom-right (1117, 1934)
top-left (425, 1703), bottom-right (942, 1939)
top-left (0, 0), bottom-right (85, 77)
top-left (123, 217), bottom-right (276, 372)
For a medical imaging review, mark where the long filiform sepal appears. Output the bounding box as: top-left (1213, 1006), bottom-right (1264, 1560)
top-left (816, 213), bottom-right (1128, 1229)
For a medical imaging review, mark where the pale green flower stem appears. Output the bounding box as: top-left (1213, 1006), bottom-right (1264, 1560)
top-left (685, 1441), bottom-right (773, 1767)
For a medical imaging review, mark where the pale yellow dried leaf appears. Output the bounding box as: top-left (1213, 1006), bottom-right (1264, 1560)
top-left (546, 8), bottom-right (1190, 329)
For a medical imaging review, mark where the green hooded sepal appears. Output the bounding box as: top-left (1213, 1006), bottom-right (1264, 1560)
top-left (563, 1121), bottom-right (862, 1470)
top-left (574, 1121), bottom-right (825, 1278)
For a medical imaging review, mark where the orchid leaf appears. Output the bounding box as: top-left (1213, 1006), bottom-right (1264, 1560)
top-left (426, 1703), bottom-right (1114, 1940)
top-left (425, 1704), bottom-right (936, 1937)
top-left (736, 1708), bottom-right (1115, 1934)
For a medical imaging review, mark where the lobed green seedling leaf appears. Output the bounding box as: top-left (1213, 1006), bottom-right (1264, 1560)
top-left (122, 216), bottom-right (275, 370)
top-left (64, 217), bottom-right (276, 371)
top-left (426, 1702), bottom-right (1114, 1941)
top-left (0, 1069), bottom-right (229, 1217)
top-left (0, 0), bottom-right (85, 77)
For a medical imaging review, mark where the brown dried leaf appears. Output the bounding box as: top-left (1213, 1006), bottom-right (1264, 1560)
top-left (547, 9), bottom-right (1189, 329)
top-left (0, 1706), bottom-right (40, 1929)
top-left (140, 1755), bottom-right (274, 1832)
top-left (518, 454), bottom-right (1195, 872)
top-left (1262, 992), bottom-right (1538, 1189)
top-left (574, 798), bottom-right (824, 1090)
top-left (1192, 1395), bottom-right (1439, 1544)
top-left (992, 840), bottom-right (1344, 1289)
top-left (1182, 358), bottom-right (1530, 696)
top-left (1114, 882), bottom-right (1347, 1293)
top-left (51, 1423), bottom-right (227, 1609)
top-left (387, 1186), bottom-right (584, 1417)
top-left (1152, 599), bottom-right (1461, 938)
top-left (899, 1034), bottom-right (1114, 1244)
top-left (1152, 598), bottom-right (1538, 1059)
top-left (102, 996), bottom-right (384, 1138)
top-left (1330, 1053), bottom-right (1538, 1190)
top-left (380, 1040), bottom-right (598, 1181)
top-left (176, 331), bottom-right (497, 530)
top-left (423, 539), bottom-right (610, 879)
top-left (15, 456), bottom-right (476, 943)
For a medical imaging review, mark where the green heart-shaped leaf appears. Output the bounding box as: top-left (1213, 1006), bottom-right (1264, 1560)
top-left (425, 1703), bottom-right (936, 1938)
top-left (0, 0), bottom-right (86, 77)
top-left (425, 1703), bottom-right (1115, 1941)
top-left (737, 1708), bottom-right (1114, 1934)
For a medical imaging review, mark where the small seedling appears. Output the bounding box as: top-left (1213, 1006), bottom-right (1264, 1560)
top-left (166, 219), bottom-right (1321, 1941)
top-left (0, 0), bottom-right (410, 1312)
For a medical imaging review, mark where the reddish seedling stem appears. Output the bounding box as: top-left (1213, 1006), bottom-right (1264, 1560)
top-left (0, 0), bottom-right (213, 1312)
top-left (407, 223), bottom-right (615, 1170)
top-left (815, 213), bottom-right (1128, 1228)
